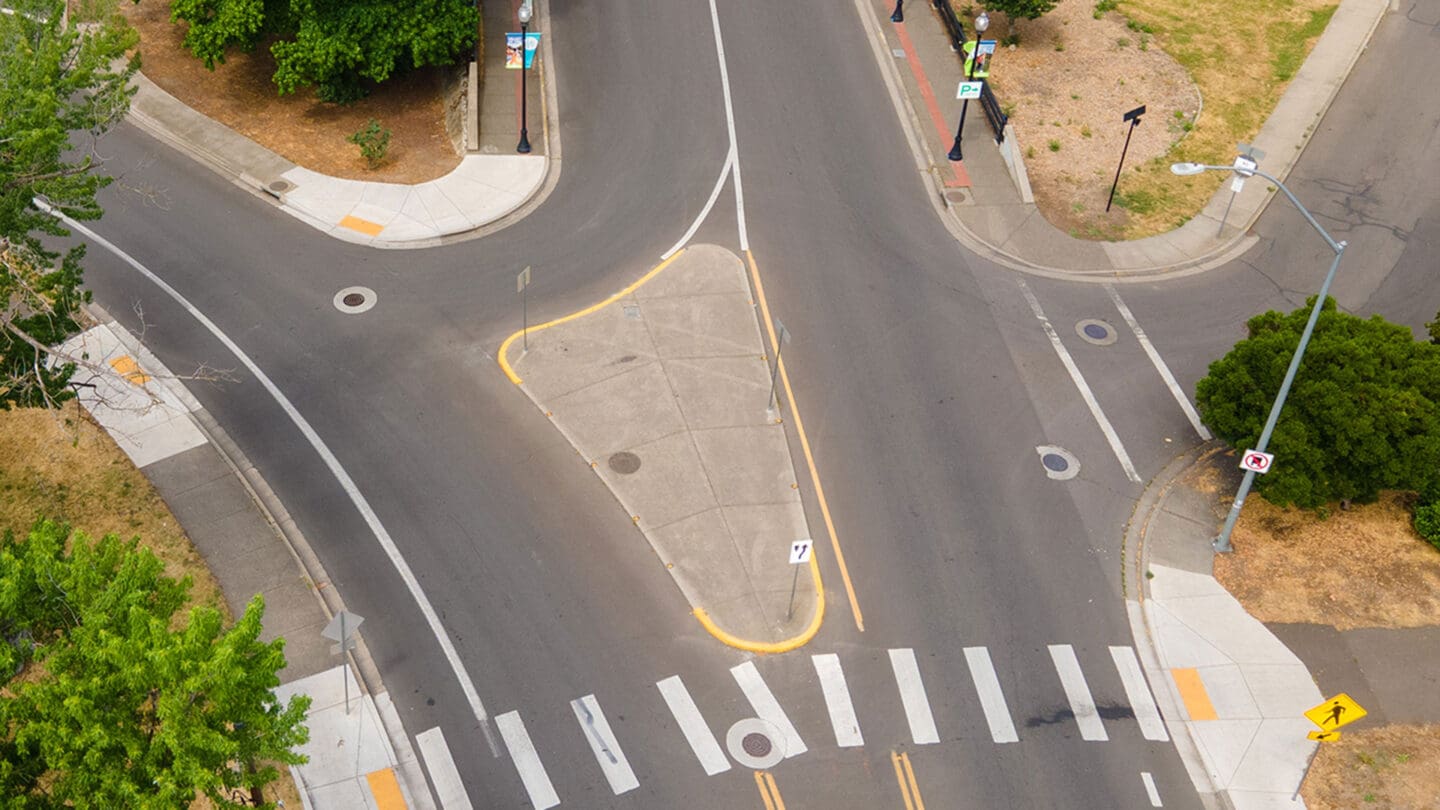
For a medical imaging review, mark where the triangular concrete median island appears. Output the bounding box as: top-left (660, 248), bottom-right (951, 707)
top-left (507, 244), bottom-right (817, 645)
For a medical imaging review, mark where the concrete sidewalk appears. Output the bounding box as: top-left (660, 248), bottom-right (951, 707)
top-left (863, 0), bottom-right (1392, 279)
top-left (58, 315), bottom-right (438, 810)
top-left (501, 244), bottom-right (821, 648)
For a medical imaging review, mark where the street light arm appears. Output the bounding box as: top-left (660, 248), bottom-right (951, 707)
top-left (1180, 163), bottom-right (1343, 255)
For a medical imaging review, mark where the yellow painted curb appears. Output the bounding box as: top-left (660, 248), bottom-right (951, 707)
top-left (693, 554), bottom-right (825, 654)
top-left (496, 249), bottom-right (687, 384)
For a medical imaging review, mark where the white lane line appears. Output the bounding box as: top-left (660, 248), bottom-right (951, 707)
top-left (656, 676), bottom-right (731, 775)
top-left (661, 148), bottom-right (735, 260)
top-left (964, 647), bottom-right (1020, 743)
top-left (1141, 771), bottom-right (1164, 806)
top-left (42, 204), bottom-right (501, 755)
top-left (1105, 285), bottom-right (1212, 441)
top-left (731, 661), bottom-right (808, 757)
top-left (1048, 645), bottom-right (1109, 742)
top-left (571, 694), bottom-right (639, 795)
top-left (415, 727), bottom-right (473, 810)
top-left (1017, 278), bottom-right (1141, 483)
top-left (1110, 646), bottom-right (1170, 742)
top-left (812, 654), bottom-right (864, 747)
top-left (495, 711), bottom-right (559, 810)
top-left (887, 648), bottom-right (941, 745)
top-left (705, 0), bottom-right (749, 251)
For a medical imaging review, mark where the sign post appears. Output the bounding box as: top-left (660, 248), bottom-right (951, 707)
top-left (1106, 105), bottom-right (1146, 212)
top-left (1218, 144), bottom-right (1265, 235)
top-left (321, 610), bottom-right (365, 715)
top-left (786, 539), bottom-right (813, 621)
top-left (1295, 693), bottom-right (1367, 799)
top-left (517, 265), bottom-right (532, 350)
top-left (767, 318), bottom-right (791, 415)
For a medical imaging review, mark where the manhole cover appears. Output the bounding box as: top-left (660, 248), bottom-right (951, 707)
top-left (1075, 319), bottom-right (1117, 346)
top-left (268, 180), bottom-right (293, 193)
top-left (945, 189), bottom-right (972, 205)
top-left (1035, 445), bottom-right (1080, 480)
top-left (742, 733), bottom-right (772, 757)
top-left (333, 286), bottom-right (377, 314)
top-left (608, 452), bottom-right (641, 474)
top-left (726, 718), bottom-right (785, 770)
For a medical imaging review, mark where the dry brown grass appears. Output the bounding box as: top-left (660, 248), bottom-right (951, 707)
top-left (119, 0), bottom-right (460, 183)
top-left (1302, 725), bottom-right (1440, 810)
top-left (1214, 492), bottom-right (1440, 630)
top-left (0, 402), bottom-right (227, 617)
top-left (991, 0), bottom-right (1337, 239)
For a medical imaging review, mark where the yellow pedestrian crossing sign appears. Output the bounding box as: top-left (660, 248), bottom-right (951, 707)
top-left (1307, 730), bottom-right (1342, 742)
top-left (1305, 693), bottom-right (1367, 732)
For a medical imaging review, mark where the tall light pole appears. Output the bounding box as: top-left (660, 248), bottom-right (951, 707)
top-left (516, 1), bottom-right (533, 154)
top-left (947, 11), bottom-right (988, 162)
top-left (1171, 160), bottom-right (1348, 552)
top-left (891, 0), bottom-right (904, 23)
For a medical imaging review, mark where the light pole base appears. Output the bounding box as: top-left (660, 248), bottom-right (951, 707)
top-left (947, 139), bottom-right (963, 162)
top-left (517, 129), bottom-right (531, 154)
top-left (1212, 536), bottom-right (1234, 553)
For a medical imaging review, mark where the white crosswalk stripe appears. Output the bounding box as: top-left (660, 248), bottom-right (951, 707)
top-left (415, 726), bottom-right (473, 810)
top-left (888, 648), bottom-right (941, 745)
top-left (812, 654), bottom-right (864, 747)
top-left (964, 646), bottom-right (1020, 743)
top-left (1110, 646), bottom-right (1171, 741)
top-left (732, 661), bottom-right (808, 757)
top-left (656, 675), bottom-right (731, 775)
top-left (496, 711), bottom-right (559, 810)
top-left (571, 694), bottom-right (639, 795)
top-left (1048, 644), bottom-right (1109, 741)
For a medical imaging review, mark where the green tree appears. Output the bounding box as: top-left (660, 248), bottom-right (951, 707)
top-left (171, 0), bottom-right (478, 103)
top-left (1, 520), bottom-right (310, 808)
top-left (1196, 297), bottom-right (1440, 508)
top-left (984, 0), bottom-right (1060, 21)
top-left (1, 0), bottom-right (138, 409)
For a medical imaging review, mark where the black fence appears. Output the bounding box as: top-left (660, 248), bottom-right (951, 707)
top-left (979, 81), bottom-right (1008, 143)
top-left (931, 0), bottom-right (966, 52)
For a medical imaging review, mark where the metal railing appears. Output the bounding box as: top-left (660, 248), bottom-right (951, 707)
top-left (931, 0), bottom-right (965, 52)
top-left (979, 81), bottom-right (1007, 143)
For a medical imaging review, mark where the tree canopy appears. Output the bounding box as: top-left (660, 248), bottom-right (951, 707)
top-left (983, 0), bottom-right (1060, 22)
top-left (1, 520), bottom-right (310, 808)
top-left (1, 0), bottom-right (137, 409)
top-left (1196, 297), bottom-right (1440, 508)
top-left (170, 0), bottom-right (479, 103)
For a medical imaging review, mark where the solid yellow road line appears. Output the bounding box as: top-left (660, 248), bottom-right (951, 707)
top-left (745, 249), bottom-right (865, 632)
top-left (496, 249), bottom-right (687, 384)
top-left (891, 751), bottom-right (916, 810)
top-left (901, 752), bottom-right (926, 810)
top-left (365, 768), bottom-right (408, 810)
top-left (755, 771), bottom-right (777, 810)
top-left (1171, 668), bottom-right (1218, 721)
top-left (693, 553), bottom-right (825, 653)
top-left (764, 771), bottom-right (787, 810)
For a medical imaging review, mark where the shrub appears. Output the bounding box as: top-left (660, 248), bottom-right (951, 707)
top-left (1415, 502), bottom-right (1440, 551)
top-left (348, 119), bottom-right (391, 168)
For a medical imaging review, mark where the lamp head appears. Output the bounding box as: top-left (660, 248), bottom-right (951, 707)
top-left (1170, 162), bottom-right (1205, 176)
top-left (518, 2), bottom-right (532, 23)
top-left (975, 11), bottom-right (989, 32)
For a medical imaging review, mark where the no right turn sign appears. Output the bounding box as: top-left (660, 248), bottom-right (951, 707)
top-left (1240, 449), bottom-right (1274, 474)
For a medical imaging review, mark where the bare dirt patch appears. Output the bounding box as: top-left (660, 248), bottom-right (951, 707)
top-left (1214, 491), bottom-right (1440, 630)
top-left (119, 0), bottom-right (460, 183)
top-left (1301, 725), bottom-right (1440, 810)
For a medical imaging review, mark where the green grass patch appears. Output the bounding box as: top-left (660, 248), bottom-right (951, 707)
top-left (1270, 5), bottom-right (1338, 82)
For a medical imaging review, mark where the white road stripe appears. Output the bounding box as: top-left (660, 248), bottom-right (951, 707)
top-left (1048, 645), bottom-right (1109, 741)
top-left (705, 0), bottom-right (749, 251)
top-left (1105, 285), bottom-right (1212, 441)
top-left (731, 661), bottom-right (808, 757)
top-left (812, 654), bottom-right (864, 747)
top-left (495, 712), bottom-right (559, 810)
top-left (42, 205), bottom-right (502, 756)
top-left (1017, 278), bottom-right (1141, 483)
top-left (964, 647), bottom-right (1020, 743)
top-left (1142, 771), bottom-right (1164, 806)
top-left (1110, 646), bottom-right (1171, 741)
top-left (661, 148), bottom-right (734, 260)
top-left (571, 694), bottom-right (639, 795)
top-left (656, 676), bottom-right (731, 775)
top-left (887, 648), bottom-right (941, 745)
top-left (415, 727), bottom-right (473, 810)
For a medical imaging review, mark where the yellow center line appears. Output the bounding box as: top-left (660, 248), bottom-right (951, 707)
top-left (746, 249), bottom-right (865, 632)
top-left (891, 752), bottom-right (916, 810)
top-left (891, 751), bottom-right (926, 810)
top-left (764, 771), bottom-right (786, 810)
top-left (754, 771), bottom-right (778, 810)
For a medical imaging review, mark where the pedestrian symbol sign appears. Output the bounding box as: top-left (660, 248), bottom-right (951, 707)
top-left (1305, 693), bottom-right (1367, 732)
top-left (1307, 730), bottom-right (1342, 742)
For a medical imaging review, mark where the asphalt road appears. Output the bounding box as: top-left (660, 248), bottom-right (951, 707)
top-left (66, 0), bottom-right (1438, 807)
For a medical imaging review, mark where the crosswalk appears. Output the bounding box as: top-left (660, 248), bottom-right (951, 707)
top-left (430, 643), bottom-right (1172, 808)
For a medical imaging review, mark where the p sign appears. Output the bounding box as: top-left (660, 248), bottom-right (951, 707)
top-left (1240, 449), bottom-right (1274, 474)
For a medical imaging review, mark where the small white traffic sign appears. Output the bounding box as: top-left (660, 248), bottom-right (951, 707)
top-left (1240, 449), bottom-right (1274, 474)
top-left (1233, 154), bottom-right (1258, 177)
top-left (957, 81), bottom-right (983, 100)
top-left (789, 539), bottom-right (814, 565)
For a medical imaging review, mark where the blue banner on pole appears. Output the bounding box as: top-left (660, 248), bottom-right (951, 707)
top-left (505, 32), bottom-right (542, 70)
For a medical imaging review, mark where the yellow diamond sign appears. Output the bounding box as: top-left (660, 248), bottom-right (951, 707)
top-left (1305, 693), bottom-right (1367, 732)
top-left (1308, 730), bottom-right (1342, 742)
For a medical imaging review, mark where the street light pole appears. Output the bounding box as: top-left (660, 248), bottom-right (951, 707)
top-left (516, 2), bottom-right (533, 154)
top-left (1171, 161), bottom-right (1347, 552)
top-left (891, 0), bottom-right (903, 23)
top-left (948, 12), bottom-right (989, 162)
